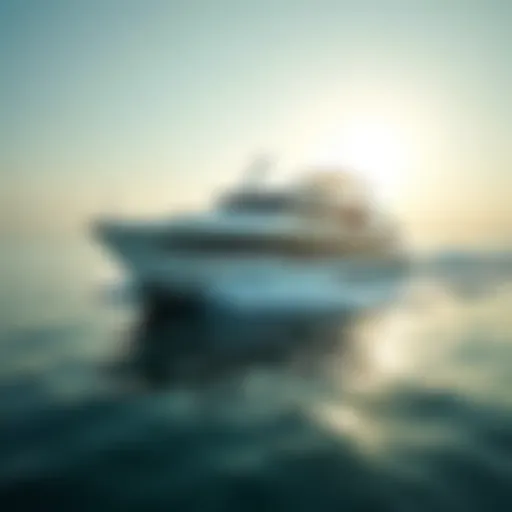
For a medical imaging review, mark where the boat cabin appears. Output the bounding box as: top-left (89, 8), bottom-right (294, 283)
top-left (217, 169), bottom-right (371, 229)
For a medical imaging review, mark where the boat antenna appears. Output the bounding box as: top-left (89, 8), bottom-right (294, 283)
top-left (241, 153), bottom-right (273, 189)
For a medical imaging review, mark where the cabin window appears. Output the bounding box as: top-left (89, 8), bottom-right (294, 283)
top-left (159, 233), bottom-right (350, 258)
top-left (219, 192), bottom-right (294, 214)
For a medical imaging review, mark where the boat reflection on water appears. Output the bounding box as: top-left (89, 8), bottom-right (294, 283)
top-left (115, 295), bottom-right (362, 389)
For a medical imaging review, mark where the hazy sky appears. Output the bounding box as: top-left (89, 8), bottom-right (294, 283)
top-left (1, 0), bottom-right (511, 247)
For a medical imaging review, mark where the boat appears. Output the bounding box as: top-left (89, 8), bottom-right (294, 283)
top-left (93, 157), bottom-right (408, 314)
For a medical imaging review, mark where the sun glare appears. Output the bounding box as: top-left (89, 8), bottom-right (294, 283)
top-left (312, 118), bottom-right (412, 194)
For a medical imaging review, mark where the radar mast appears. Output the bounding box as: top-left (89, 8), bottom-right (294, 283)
top-left (241, 154), bottom-right (274, 190)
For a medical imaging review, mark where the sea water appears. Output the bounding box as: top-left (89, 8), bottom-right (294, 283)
top-left (1, 236), bottom-right (512, 511)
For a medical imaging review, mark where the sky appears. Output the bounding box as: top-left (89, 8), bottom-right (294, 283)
top-left (1, 0), bottom-right (511, 248)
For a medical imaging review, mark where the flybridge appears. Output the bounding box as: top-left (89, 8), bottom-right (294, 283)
top-left (217, 156), bottom-right (372, 224)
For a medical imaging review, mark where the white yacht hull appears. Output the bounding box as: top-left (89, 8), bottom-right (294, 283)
top-left (102, 233), bottom-right (408, 314)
